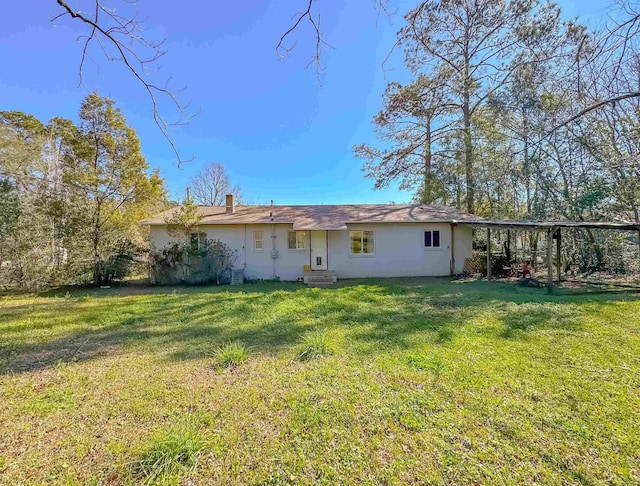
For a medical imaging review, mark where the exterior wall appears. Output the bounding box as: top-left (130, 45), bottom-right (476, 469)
top-left (150, 224), bottom-right (310, 281)
top-left (149, 222), bottom-right (474, 281)
top-left (453, 224), bottom-right (473, 274)
top-left (327, 223), bottom-right (471, 278)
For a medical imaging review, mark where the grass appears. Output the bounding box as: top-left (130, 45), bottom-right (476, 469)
top-left (133, 422), bottom-right (208, 483)
top-left (209, 341), bottom-right (249, 369)
top-left (0, 277), bottom-right (639, 484)
top-left (297, 328), bottom-right (334, 361)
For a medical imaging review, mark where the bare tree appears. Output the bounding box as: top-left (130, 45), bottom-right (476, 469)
top-left (190, 163), bottom-right (242, 206)
top-left (542, 0), bottom-right (640, 135)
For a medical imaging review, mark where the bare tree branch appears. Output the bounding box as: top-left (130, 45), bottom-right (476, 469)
top-left (547, 91), bottom-right (640, 135)
top-left (276, 0), bottom-right (391, 80)
top-left (531, 1), bottom-right (640, 146)
top-left (276, 0), bottom-right (334, 79)
top-left (52, 0), bottom-right (195, 167)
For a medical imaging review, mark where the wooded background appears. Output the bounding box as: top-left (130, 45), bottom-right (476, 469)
top-left (355, 0), bottom-right (640, 275)
top-left (2, 0), bottom-right (640, 289)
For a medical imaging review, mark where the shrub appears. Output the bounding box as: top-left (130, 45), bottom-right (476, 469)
top-left (150, 238), bottom-right (237, 286)
top-left (133, 424), bottom-right (207, 483)
top-left (97, 241), bottom-right (142, 284)
top-left (297, 328), bottom-right (334, 361)
top-left (209, 341), bottom-right (249, 369)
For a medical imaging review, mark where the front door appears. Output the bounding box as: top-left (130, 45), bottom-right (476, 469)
top-left (310, 230), bottom-right (328, 270)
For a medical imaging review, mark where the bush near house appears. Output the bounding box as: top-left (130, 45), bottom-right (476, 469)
top-left (150, 238), bottom-right (237, 285)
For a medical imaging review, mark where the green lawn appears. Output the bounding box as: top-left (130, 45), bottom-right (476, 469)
top-left (1, 278), bottom-right (639, 484)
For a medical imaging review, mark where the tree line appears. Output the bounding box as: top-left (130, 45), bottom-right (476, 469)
top-left (0, 93), bottom-right (169, 289)
top-left (356, 0), bottom-right (640, 273)
top-left (0, 92), bottom-right (246, 290)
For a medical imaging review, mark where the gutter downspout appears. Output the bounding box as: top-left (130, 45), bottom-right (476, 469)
top-left (244, 224), bottom-right (247, 269)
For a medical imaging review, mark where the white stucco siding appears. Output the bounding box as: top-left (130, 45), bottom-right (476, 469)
top-left (327, 223), bottom-right (470, 278)
top-left (149, 226), bottom-right (175, 250)
top-left (149, 222), bottom-right (474, 280)
top-left (150, 224), bottom-right (310, 281)
top-left (239, 225), bottom-right (310, 281)
top-left (453, 224), bottom-right (473, 274)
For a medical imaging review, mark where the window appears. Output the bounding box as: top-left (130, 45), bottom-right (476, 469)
top-left (424, 230), bottom-right (441, 248)
top-left (350, 230), bottom-right (375, 254)
top-left (288, 231), bottom-right (307, 250)
top-left (190, 232), bottom-right (206, 250)
top-left (253, 231), bottom-right (264, 252)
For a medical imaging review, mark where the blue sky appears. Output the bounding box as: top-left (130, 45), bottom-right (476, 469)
top-left (0, 0), bottom-right (609, 204)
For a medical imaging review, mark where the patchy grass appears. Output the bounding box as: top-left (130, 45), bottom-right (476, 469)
top-left (209, 341), bottom-right (249, 369)
top-left (297, 328), bottom-right (334, 361)
top-left (132, 422), bottom-right (208, 484)
top-left (0, 278), bottom-right (639, 484)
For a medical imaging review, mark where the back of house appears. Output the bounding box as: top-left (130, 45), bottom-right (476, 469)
top-left (141, 195), bottom-right (481, 281)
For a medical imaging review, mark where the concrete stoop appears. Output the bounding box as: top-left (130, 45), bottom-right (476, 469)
top-left (303, 270), bottom-right (337, 288)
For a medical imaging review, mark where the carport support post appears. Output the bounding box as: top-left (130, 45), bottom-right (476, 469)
top-left (487, 227), bottom-right (492, 281)
top-left (556, 228), bottom-right (562, 282)
top-left (546, 227), bottom-right (554, 294)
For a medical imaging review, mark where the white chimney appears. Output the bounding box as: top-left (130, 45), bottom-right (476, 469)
top-left (226, 194), bottom-right (235, 214)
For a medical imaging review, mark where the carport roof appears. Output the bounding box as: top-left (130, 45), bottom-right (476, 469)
top-left (460, 220), bottom-right (640, 232)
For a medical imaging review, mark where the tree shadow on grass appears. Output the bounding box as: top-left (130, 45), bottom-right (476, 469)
top-left (490, 417), bottom-right (597, 485)
top-left (37, 281), bottom-right (304, 299)
top-left (1, 278), bottom-right (637, 375)
top-left (500, 304), bottom-right (583, 339)
top-left (0, 285), bottom-right (320, 373)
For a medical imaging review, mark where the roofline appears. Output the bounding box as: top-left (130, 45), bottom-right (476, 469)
top-left (141, 216), bottom-right (640, 231)
top-left (141, 219), bottom-right (472, 227)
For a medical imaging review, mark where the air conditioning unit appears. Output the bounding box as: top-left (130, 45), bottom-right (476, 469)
top-left (230, 267), bottom-right (244, 285)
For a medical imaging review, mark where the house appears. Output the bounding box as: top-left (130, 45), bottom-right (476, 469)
top-left (141, 195), bottom-right (481, 283)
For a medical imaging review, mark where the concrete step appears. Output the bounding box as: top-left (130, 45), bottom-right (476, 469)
top-left (308, 282), bottom-right (333, 288)
top-left (303, 270), bottom-right (336, 276)
top-left (306, 276), bottom-right (334, 283)
top-left (303, 271), bottom-right (337, 285)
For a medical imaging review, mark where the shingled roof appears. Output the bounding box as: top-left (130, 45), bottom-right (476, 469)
top-left (140, 204), bottom-right (482, 230)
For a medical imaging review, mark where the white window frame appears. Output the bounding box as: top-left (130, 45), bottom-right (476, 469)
top-left (349, 229), bottom-right (375, 255)
top-left (287, 231), bottom-right (307, 251)
top-left (424, 229), bottom-right (441, 249)
top-left (190, 232), bottom-right (206, 250)
top-left (253, 230), bottom-right (264, 252)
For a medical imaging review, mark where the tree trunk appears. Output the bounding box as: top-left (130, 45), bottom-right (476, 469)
top-left (93, 200), bottom-right (102, 287)
top-left (93, 241), bottom-right (100, 286)
top-left (423, 117), bottom-right (433, 204)
top-left (462, 52), bottom-right (474, 214)
top-left (522, 108), bottom-right (532, 216)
